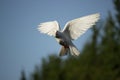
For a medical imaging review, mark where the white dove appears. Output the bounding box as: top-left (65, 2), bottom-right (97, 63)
top-left (38, 13), bottom-right (100, 56)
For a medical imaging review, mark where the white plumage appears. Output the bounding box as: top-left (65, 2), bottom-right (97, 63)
top-left (38, 13), bottom-right (100, 56)
top-left (38, 21), bottom-right (60, 36)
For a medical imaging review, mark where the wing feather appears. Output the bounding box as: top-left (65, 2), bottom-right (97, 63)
top-left (62, 13), bottom-right (100, 40)
top-left (38, 21), bottom-right (60, 36)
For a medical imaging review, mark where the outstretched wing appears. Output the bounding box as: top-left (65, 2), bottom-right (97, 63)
top-left (62, 13), bottom-right (100, 40)
top-left (38, 21), bottom-right (60, 36)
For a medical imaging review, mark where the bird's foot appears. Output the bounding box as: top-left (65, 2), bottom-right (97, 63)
top-left (59, 40), bottom-right (69, 48)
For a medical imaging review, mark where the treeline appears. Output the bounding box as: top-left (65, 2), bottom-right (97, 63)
top-left (20, 0), bottom-right (120, 80)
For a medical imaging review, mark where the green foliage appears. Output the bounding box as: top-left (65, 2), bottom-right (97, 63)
top-left (114, 0), bottom-right (120, 45)
top-left (20, 0), bottom-right (120, 80)
top-left (40, 55), bottom-right (61, 80)
top-left (20, 70), bottom-right (26, 80)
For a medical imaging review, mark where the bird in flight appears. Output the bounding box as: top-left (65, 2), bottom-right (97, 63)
top-left (38, 13), bottom-right (100, 56)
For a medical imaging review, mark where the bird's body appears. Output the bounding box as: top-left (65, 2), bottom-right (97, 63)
top-left (55, 31), bottom-right (73, 56)
top-left (55, 31), bottom-right (70, 47)
top-left (38, 13), bottom-right (100, 56)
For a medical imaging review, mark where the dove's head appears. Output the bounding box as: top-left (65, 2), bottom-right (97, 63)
top-left (55, 31), bottom-right (62, 38)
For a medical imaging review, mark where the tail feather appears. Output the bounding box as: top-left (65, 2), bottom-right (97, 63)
top-left (69, 45), bottom-right (80, 56)
top-left (59, 45), bottom-right (80, 56)
top-left (59, 46), bottom-right (69, 56)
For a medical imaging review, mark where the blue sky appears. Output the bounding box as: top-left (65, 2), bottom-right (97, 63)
top-left (0, 0), bottom-right (115, 80)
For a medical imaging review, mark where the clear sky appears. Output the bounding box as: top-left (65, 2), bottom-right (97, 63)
top-left (0, 0), bottom-right (115, 80)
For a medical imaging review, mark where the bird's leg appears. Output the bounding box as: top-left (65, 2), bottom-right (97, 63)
top-left (59, 40), bottom-right (64, 45)
top-left (59, 40), bottom-right (69, 48)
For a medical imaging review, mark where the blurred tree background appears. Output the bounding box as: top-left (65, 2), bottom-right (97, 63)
top-left (20, 0), bottom-right (120, 80)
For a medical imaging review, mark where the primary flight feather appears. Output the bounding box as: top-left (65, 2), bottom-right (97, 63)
top-left (38, 13), bottom-right (100, 56)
